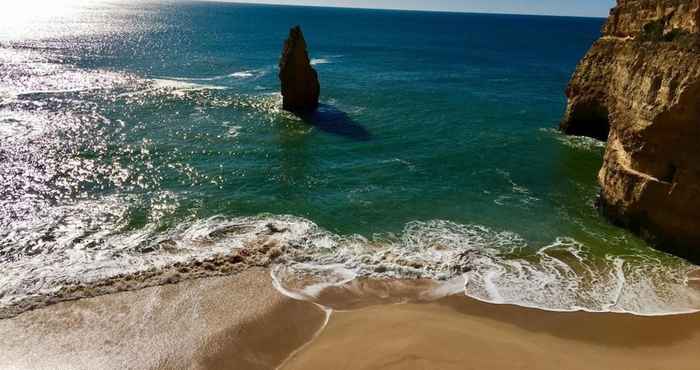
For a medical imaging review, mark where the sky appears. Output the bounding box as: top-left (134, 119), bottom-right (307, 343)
top-left (216, 0), bottom-right (617, 17)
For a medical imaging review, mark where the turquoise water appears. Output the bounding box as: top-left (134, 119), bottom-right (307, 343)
top-left (1, 1), bottom-right (698, 315)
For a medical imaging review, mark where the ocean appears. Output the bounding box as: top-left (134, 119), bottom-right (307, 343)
top-left (1, 1), bottom-right (699, 316)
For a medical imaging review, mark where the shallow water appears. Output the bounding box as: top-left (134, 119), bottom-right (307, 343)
top-left (1, 1), bottom-right (699, 316)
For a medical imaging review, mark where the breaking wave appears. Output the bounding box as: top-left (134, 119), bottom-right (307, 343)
top-left (272, 219), bottom-right (700, 316)
top-left (541, 128), bottom-right (606, 151)
top-left (2, 211), bottom-right (699, 318)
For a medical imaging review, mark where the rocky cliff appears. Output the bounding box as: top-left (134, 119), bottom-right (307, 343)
top-left (561, 0), bottom-right (700, 262)
top-left (279, 26), bottom-right (320, 113)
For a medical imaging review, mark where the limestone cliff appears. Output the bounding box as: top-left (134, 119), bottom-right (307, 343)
top-left (561, 0), bottom-right (700, 262)
top-left (279, 25), bottom-right (320, 113)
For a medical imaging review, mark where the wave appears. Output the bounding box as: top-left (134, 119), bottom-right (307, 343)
top-left (271, 220), bottom-right (700, 316)
top-left (311, 54), bottom-right (343, 66)
top-left (542, 128), bottom-right (606, 151)
top-left (154, 68), bottom-right (268, 83)
top-left (229, 71), bottom-right (256, 78)
top-left (150, 78), bottom-right (228, 91)
top-left (113, 78), bottom-right (229, 99)
top-left (0, 205), bottom-right (318, 318)
top-left (2, 208), bottom-right (699, 318)
top-left (310, 58), bottom-right (330, 65)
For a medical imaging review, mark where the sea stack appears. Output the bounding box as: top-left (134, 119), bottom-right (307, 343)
top-left (279, 25), bottom-right (320, 113)
top-left (561, 0), bottom-right (700, 262)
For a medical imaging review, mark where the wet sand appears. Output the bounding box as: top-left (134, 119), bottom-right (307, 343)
top-left (284, 289), bottom-right (700, 370)
top-left (0, 268), bottom-right (326, 370)
top-left (2, 273), bottom-right (700, 370)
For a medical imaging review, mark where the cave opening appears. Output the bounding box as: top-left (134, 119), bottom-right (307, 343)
top-left (561, 100), bottom-right (611, 141)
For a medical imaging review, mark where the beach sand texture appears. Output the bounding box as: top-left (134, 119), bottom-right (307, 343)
top-left (2, 273), bottom-right (700, 370)
top-left (0, 269), bottom-right (326, 370)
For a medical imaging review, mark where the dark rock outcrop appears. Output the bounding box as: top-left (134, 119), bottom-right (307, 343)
top-left (561, 0), bottom-right (700, 262)
top-left (279, 26), bottom-right (320, 113)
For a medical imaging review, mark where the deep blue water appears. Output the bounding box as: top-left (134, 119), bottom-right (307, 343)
top-left (1, 1), bottom-right (698, 315)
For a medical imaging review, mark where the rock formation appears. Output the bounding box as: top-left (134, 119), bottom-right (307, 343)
top-left (561, 0), bottom-right (700, 262)
top-left (279, 25), bottom-right (320, 113)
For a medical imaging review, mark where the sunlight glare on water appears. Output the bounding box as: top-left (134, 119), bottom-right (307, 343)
top-left (1, 1), bottom-right (699, 317)
top-left (1, 1), bottom-right (87, 37)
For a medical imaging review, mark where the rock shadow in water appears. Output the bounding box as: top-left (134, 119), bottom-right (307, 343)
top-left (298, 104), bottom-right (371, 141)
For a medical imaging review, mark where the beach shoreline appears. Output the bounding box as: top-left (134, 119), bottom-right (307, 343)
top-left (2, 271), bottom-right (700, 370)
top-left (0, 269), bottom-right (326, 370)
top-left (286, 296), bottom-right (700, 370)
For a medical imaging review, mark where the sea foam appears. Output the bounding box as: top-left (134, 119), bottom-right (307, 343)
top-left (270, 220), bottom-right (700, 316)
top-left (4, 208), bottom-right (697, 318)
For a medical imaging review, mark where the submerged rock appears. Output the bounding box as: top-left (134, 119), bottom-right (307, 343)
top-left (561, 0), bottom-right (700, 262)
top-left (279, 25), bottom-right (320, 113)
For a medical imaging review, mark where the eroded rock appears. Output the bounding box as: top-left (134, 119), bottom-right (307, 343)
top-left (279, 25), bottom-right (320, 113)
top-left (561, 0), bottom-right (700, 262)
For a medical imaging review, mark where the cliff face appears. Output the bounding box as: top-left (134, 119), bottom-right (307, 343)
top-left (561, 0), bottom-right (700, 262)
top-left (279, 26), bottom-right (320, 113)
top-left (604, 0), bottom-right (700, 37)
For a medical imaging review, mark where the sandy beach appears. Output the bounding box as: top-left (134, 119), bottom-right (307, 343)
top-left (0, 269), bottom-right (326, 370)
top-left (285, 297), bottom-right (700, 370)
top-left (2, 273), bottom-right (700, 370)
top-left (281, 279), bottom-right (700, 370)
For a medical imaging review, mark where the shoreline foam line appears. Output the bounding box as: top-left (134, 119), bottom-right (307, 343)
top-left (2, 215), bottom-right (700, 319)
top-left (272, 269), bottom-right (334, 370)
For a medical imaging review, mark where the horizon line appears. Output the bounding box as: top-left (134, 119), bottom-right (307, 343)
top-left (206, 1), bottom-right (610, 19)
